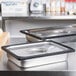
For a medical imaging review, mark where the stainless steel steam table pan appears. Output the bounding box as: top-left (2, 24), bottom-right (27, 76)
top-left (2, 41), bottom-right (75, 68)
top-left (20, 25), bottom-right (76, 43)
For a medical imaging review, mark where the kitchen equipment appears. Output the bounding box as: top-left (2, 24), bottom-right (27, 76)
top-left (30, 0), bottom-right (45, 14)
top-left (2, 0), bottom-right (29, 16)
top-left (20, 24), bottom-right (76, 43)
top-left (2, 41), bottom-right (74, 68)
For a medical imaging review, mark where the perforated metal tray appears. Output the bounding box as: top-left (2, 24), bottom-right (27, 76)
top-left (2, 41), bottom-right (75, 68)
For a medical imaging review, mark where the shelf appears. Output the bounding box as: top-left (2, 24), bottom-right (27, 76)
top-left (28, 15), bottom-right (76, 20)
top-left (2, 15), bottom-right (76, 20)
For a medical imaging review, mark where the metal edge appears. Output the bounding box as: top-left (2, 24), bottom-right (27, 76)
top-left (45, 33), bottom-right (76, 39)
top-left (47, 40), bottom-right (75, 52)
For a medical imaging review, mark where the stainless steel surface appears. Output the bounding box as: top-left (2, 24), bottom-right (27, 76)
top-left (0, 38), bottom-right (76, 71)
top-left (2, 13), bottom-right (76, 31)
top-left (63, 42), bottom-right (76, 50)
top-left (48, 36), bottom-right (76, 43)
top-left (8, 53), bottom-right (67, 68)
top-left (6, 41), bottom-right (71, 57)
top-left (26, 35), bottom-right (42, 42)
top-left (26, 34), bottom-right (76, 43)
top-left (7, 60), bottom-right (68, 71)
top-left (27, 28), bottom-right (76, 37)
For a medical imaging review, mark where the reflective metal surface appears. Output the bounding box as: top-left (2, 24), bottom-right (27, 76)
top-left (4, 41), bottom-right (72, 57)
top-left (24, 25), bottom-right (76, 37)
top-left (7, 60), bottom-right (68, 71)
top-left (7, 54), bottom-right (67, 68)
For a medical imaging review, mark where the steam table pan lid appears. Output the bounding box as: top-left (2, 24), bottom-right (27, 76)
top-left (2, 41), bottom-right (75, 60)
top-left (20, 26), bottom-right (76, 39)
